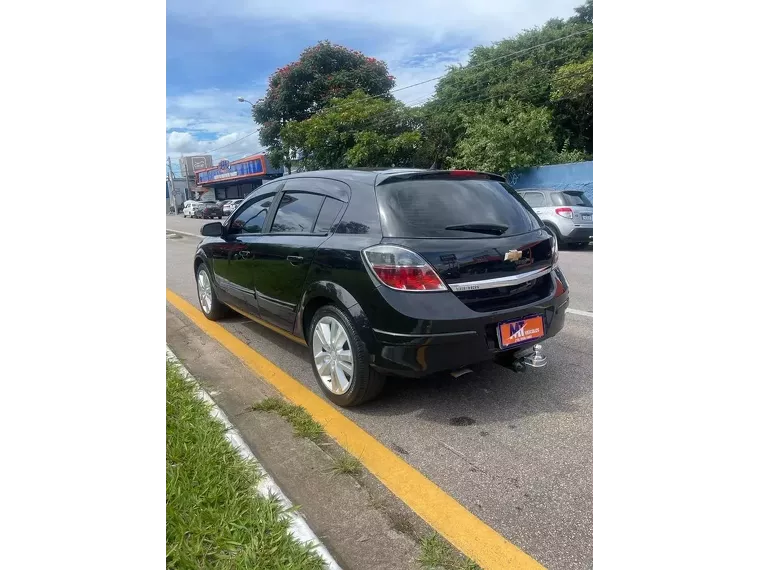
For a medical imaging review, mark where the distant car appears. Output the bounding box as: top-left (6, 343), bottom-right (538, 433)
top-left (193, 168), bottom-right (568, 407)
top-left (223, 199), bottom-right (243, 216)
top-left (197, 201), bottom-right (223, 219)
top-left (183, 201), bottom-right (201, 218)
top-left (517, 188), bottom-right (593, 248)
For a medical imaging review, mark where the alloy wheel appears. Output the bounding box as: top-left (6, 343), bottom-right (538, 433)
top-left (312, 316), bottom-right (354, 395)
top-left (197, 269), bottom-right (213, 314)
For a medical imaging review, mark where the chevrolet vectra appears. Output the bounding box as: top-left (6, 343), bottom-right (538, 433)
top-left (194, 169), bottom-right (569, 406)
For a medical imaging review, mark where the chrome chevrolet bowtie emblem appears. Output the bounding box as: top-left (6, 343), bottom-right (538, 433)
top-left (505, 249), bottom-right (523, 262)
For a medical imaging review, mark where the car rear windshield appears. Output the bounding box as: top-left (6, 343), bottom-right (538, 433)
top-left (376, 178), bottom-right (541, 238)
top-left (551, 191), bottom-right (592, 207)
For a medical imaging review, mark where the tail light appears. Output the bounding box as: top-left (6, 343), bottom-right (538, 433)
top-left (362, 245), bottom-right (447, 291)
top-left (555, 207), bottom-right (573, 219)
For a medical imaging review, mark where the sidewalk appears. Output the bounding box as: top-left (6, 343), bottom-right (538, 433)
top-left (167, 306), bottom-right (432, 570)
top-left (166, 348), bottom-right (342, 570)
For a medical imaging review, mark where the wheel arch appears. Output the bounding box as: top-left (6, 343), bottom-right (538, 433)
top-left (296, 281), bottom-right (373, 349)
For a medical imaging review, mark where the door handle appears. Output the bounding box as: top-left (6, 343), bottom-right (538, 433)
top-left (287, 255), bottom-right (304, 265)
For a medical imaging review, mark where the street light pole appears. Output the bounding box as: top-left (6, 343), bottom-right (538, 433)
top-left (237, 96), bottom-right (293, 175)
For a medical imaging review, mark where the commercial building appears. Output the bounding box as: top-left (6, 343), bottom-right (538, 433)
top-left (178, 155), bottom-right (213, 199)
top-left (194, 154), bottom-right (283, 201)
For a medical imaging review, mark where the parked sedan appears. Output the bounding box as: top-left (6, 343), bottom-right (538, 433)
top-left (197, 201), bottom-right (223, 219)
top-left (193, 169), bottom-right (569, 407)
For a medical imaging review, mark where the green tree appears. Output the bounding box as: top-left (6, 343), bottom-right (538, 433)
top-left (252, 42), bottom-right (395, 171)
top-left (452, 100), bottom-right (557, 173)
top-left (424, 0), bottom-right (593, 161)
top-left (281, 91), bottom-right (421, 170)
top-left (570, 0), bottom-right (593, 24)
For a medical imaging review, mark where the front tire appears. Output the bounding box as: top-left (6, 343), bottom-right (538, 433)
top-left (309, 304), bottom-right (385, 407)
top-left (195, 263), bottom-right (228, 321)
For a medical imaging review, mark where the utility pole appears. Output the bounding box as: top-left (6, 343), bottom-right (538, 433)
top-left (167, 156), bottom-right (177, 215)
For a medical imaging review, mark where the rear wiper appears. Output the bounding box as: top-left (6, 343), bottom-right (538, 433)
top-left (444, 223), bottom-right (509, 236)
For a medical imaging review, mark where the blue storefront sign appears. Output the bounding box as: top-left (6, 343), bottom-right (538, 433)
top-left (196, 156), bottom-right (266, 185)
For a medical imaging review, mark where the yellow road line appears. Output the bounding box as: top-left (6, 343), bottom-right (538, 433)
top-left (167, 288), bottom-right (545, 570)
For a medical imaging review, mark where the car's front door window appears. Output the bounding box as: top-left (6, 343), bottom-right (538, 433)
top-left (227, 193), bottom-right (276, 236)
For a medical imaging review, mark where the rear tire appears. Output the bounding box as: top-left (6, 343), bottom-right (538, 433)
top-left (544, 223), bottom-right (564, 249)
top-left (308, 304), bottom-right (385, 407)
top-left (195, 263), bottom-right (228, 321)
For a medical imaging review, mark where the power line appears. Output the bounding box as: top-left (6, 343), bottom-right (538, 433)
top-left (184, 26), bottom-right (592, 161)
top-left (206, 128), bottom-right (261, 153)
top-left (388, 27), bottom-right (592, 96)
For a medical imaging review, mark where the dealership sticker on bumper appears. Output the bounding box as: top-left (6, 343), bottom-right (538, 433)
top-left (497, 315), bottom-right (545, 349)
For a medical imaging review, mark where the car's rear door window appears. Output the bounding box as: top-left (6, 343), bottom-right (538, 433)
top-left (270, 192), bottom-right (325, 234)
top-left (550, 191), bottom-right (592, 207)
top-left (522, 191), bottom-right (546, 208)
top-left (376, 179), bottom-right (541, 238)
top-left (313, 197), bottom-right (343, 233)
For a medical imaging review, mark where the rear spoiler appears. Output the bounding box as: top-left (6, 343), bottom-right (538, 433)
top-left (375, 169), bottom-right (506, 186)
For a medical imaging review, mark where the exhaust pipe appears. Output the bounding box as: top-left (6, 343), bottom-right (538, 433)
top-left (450, 368), bottom-right (473, 378)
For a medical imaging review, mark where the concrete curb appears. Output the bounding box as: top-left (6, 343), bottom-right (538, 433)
top-left (166, 229), bottom-right (202, 239)
top-left (166, 347), bottom-right (342, 570)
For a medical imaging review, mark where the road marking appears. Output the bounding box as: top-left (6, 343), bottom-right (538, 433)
top-left (166, 229), bottom-right (202, 238)
top-left (566, 308), bottom-right (593, 317)
top-left (166, 288), bottom-right (545, 570)
top-left (167, 347), bottom-right (341, 569)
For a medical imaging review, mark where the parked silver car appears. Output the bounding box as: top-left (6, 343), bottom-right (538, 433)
top-left (222, 199), bottom-right (242, 216)
top-left (517, 188), bottom-right (593, 248)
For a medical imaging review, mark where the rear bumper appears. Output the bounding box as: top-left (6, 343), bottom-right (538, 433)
top-left (364, 269), bottom-right (570, 378)
top-left (563, 227), bottom-right (593, 242)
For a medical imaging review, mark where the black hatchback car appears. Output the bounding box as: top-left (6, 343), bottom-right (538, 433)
top-left (194, 169), bottom-right (569, 406)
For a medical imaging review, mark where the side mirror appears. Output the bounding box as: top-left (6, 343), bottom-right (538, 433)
top-left (201, 222), bottom-right (224, 237)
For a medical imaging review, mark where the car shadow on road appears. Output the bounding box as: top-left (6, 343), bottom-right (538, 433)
top-left (230, 313), bottom-right (591, 428)
top-left (354, 351), bottom-right (591, 427)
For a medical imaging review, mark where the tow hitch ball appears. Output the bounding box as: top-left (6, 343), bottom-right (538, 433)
top-left (504, 344), bottom-right (547, 372)
top-left (524, 344), bottom-right (547, 368)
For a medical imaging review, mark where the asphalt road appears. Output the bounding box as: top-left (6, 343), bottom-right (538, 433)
top-left (166, 215), bottom-right (593, 569)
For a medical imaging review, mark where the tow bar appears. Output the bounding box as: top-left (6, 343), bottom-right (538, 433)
top-left (499, 343), bottom-right (547, 372)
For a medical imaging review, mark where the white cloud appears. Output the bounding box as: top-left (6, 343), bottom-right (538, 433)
top-left (168, 0), bottom-right (579, 45)
top-left (167, 0), bottom-right (583, 160)
top-left (166, 88), bottom-right (265, 161)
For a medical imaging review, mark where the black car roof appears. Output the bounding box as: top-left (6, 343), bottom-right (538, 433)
top-left (278, 168), bottom-right (502, 186)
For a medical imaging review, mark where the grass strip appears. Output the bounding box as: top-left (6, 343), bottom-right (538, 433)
top-left (166, 360), bottom-right (326, 569)
top-left (251, 397), bottom-right (324, 441)
top-left (418, 533), bottom-right (483, 570)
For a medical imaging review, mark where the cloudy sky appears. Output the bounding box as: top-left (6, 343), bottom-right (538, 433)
top-left (166, 0), bottom-right (580, 171)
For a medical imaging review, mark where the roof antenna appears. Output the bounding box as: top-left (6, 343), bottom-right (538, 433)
top-left (429, 161), bottom-right (438, 170)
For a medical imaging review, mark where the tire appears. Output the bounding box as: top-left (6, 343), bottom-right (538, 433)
top-left (195, 263), bottom-right (228, 321)
top-left (308, 304), bottom-right (385, 407)
top-left (544, 223), bottom-right (565, 249)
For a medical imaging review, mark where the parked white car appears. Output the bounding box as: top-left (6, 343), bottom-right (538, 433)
top-left (183, 201), bottom-right (201, 218)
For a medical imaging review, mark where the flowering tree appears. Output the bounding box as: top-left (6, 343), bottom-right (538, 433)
top-left (252, 41), bottom-right (395, 170)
